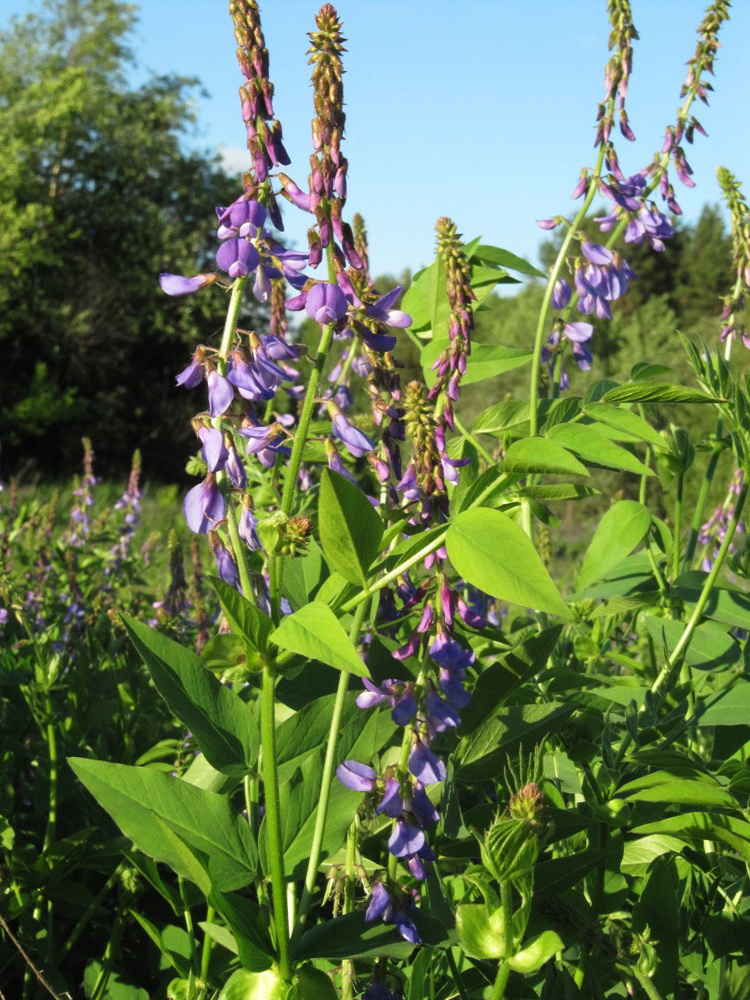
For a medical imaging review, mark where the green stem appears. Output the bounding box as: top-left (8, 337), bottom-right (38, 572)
top-left (657, 479), bottom-right (747, 681)
top-left (90, 901), bottom-right (125, 1000)
top-left (292, 601), bottom-right (368, 943)
top-left (528, 145), bottom-right (606, 438)
top-left (490, 962), bottom-right (511, 1000)
top-left (225, 502), bottom-right (255, 601)
top-left (54, 862), bottom-right (125, 964)
top-left (260, 662), bottom-right (291, 979)
top-left (671, 472), bottom-right (683, 582)
top-left (683, 420), bottom-right (724, 569)
top-left (387, 726), bottom-right (416, 882)
top-left (200, 905), bottom-right (215, 985)
top-left (340, 529), bottom-right (448, 615)
top-left (631, 967), bottom-right (666, 1000)
top-left (454, 416), bottom-right (494, 464)
top-left (179, 877), bottom-right (198, 974)
top-left (218, 277), bottom-right (247, 359)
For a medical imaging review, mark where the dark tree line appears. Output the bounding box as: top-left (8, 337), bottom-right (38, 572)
top-left (0, 0), bottom-right (259, 482)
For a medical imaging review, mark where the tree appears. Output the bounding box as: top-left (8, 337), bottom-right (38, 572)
top-left (0, 0), bottom-right (258, 481)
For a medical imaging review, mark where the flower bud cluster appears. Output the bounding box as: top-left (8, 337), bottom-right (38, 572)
top-left (229, 0), bottom-right (289, 226)
top-left (596, 0), bottom-right (639, 149)
top-left (717, 167), bottom-right (750, 350)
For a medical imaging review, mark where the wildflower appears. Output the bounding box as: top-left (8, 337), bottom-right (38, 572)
top-left (184, 476), bottom-right (225, 534)
top-left (160, 273), bottom-right (218, 296)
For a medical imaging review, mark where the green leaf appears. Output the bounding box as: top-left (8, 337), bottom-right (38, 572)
top-left (209, 889), bottom-right (275, 971)
top-left (584, 402), bottom-right (664, 446)
top-left (473, 400), bottom-right (533, 435)
top-left (122, 616), bottom-right (260, 775)
top-left (518, 483), bottom-right (600, 501)
top-left (576, 501), bottom-right (652, 592)
top-left (631, 362), bottom-right (672, 380)
top-left (534, 850), bottom-right (609, 895)
top-left (620, 779), bottom-right (737, 809)
top-left (454, 467), bottom-right (516, 512)
top-left (546, 423), bottom-right (653, 476)
top-left (281, 540), bottom-right (325, 611)
top-left (456, 703), bottom-right (574, 781)
top-left (455, 903), bottom-right (505, 959)
top-left (602, 382), bottom-right (720, 405)
top-left (507, 930), bottom-right (564, 973)
top-left (644, 616), bottom-right (740, 671)
top-left (676, 572), bottom-right (750, 631)
top-left (503, 437), bottom-right (589, 477)
top-left (698, 681), bottom-right (750, 726)
top-left (632, 857), bottom-right (680, 995)
top-left (630, 812), bottom-right (750, 862)
top-left (399, 259), bottom-right (442, 333)
top-left (473, 244), bottom-right (546, 278)
top-left (69, 758), bottom-right (257, 891)
top-left (620, 835), bottom-right (686, 875)
top-left (218, 970), bottom-right (288, 1000)
top-left (319, 469), bottom-right (383, 586)
top-left (459, 626), bottom-right (562, 734)
top-left (271, 601), bottom-right (370, 678)
top-left (421, 340), bottom-right (532, 388)
top-left (295, 912), bottom-right (419, 961)
top-left (293, 966), bottom-right (338, 1000)
top-left (447, 508), bottom-right (571, 618)
top-left (211, 577), bottom-right (273, 653)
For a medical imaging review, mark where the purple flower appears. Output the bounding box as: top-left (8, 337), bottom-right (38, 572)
top-left (551, 279), bottom-right (572, 310)
top-left (207, 370), bottom-right (234, 416)
top-left (581, 241), bottom-right (614, 266)
top-left (176, 350), bottom-right (205, 389)
top-left (365, 881), bottom-right (392, 923)
top-left (393, 906), bottom-right (421, 944)
top-left (363, 982), bottom-right (395, 1000)
top-left (238, 505), bottom-right (262, 551)
top-left (409, 780), bottom-right (440, 828)
top-left (424, 690), bottom-right (461, 733)
top-left (160, 273), bottom-right (217, 296)
top-left (336, 760), bottom-right (378, 792)
top-left (375, 777), bottom-right (403, 818)
top-left (388, 819), bottom-right (425, 858)
top-left (184, 476), bottom-right (225, 534)
top-left (198, 426), bottom-right (228, 472)
top-left (365, 286), bottom-right (412, 329)
top-left (216, 239), bottom-right (260, 279)
top-left (408, 742), bottom-right (446, 785)
top-left (331, 412), bottom-right (375, 458)
top-left (210, 533), bottom-right (239, 588)
top-left (305, 282), bottom-right (349, 325)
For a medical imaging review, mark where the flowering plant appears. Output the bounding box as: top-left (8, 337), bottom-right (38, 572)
top-left (5, 1), bottom-right (750, 998)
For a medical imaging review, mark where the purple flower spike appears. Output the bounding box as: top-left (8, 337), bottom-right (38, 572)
top-left (160, 273), bottom-right (217, 296)
top-left (365, 881), bottom-right (392, 923)
top-left (408, 743), bottom-right (446, 785)
top-left (184, 476), bottom-right (225, 534)
top-left (375, 777), bottom-right (404, 818)
top-left (336, 759), bottom-right (378, 792)
top-left (305, 282), bottom-right (349, 325)
top-left (388, 819), bottom-right (425, 858)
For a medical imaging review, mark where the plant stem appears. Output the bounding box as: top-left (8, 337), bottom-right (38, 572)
top-left (260, 661), bottom-right (291, 979)
top-left (218, 277), bottom-right (247, 359)
top-left (454, 415), bottom-right (494, 463)
top-left (340, 530), bottom-right (448, 615)
top-left (292, 600), bottom-right (369, 943)
top-left (200, 905), bottom-right (215, 984)
top-left (528, 146), bottom-right (606, 438)
top-left (54, 862), bottom-right (125, 964)
top-left (683, 421), bottom-right (724, 569)
top-left (179, 877), bottom-right (198, 973)
top-left (671, 472), bottom-right (683, 581)
top-left (631, 967), bottom-right (666, 1000)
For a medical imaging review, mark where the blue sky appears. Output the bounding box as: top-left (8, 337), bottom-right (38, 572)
top-left (7, 1), bottom-right (750, 280)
